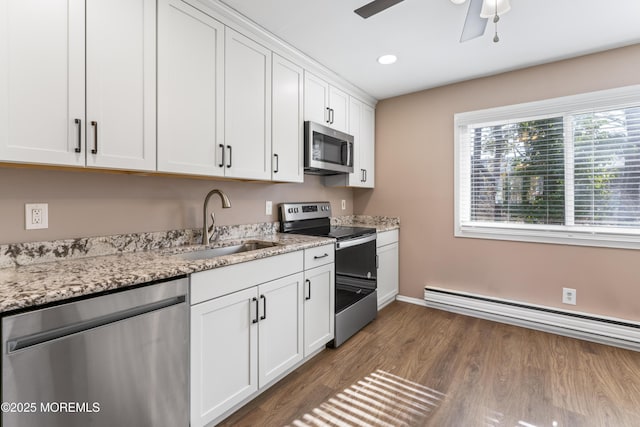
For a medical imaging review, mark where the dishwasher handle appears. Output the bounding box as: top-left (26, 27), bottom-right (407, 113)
top-left (6, 295), bottom-right (186, 354)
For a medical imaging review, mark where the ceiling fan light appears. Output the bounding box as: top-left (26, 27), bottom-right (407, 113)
top-left (479, 0), bottom-right (511, 18)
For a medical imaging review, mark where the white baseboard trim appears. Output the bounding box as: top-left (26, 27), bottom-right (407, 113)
top-left (423, 287), bottom-right (640, 352)
top-left (395, 295), bottom-right (427, 306)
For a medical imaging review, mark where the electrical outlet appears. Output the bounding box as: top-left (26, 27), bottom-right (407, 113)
top-left (265, 200), bottom-right (272, 215)
top-left (341, 200), bottom-right (346, 210)
top-left (562, 287), bottom-right (577, 305)
top-left (25, 203), bottom-right (49, 230)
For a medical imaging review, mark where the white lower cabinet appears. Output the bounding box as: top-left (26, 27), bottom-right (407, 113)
top-left (377, 230), bottom-right (399, 309)
top-left (190, 247), bottom-right (334, 427)
top-left (190, 286), bottom-right (258, 426)
top-left (303, 262), bottom-right (335, 356)
top-left (258, 273), bottom-right (304, 388)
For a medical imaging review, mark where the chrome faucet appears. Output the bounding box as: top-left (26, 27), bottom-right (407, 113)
top-left (202, 189), bottom-right (231, 244)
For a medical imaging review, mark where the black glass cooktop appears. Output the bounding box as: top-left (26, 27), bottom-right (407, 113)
top-left (296, 225), bottom-right (376, 241)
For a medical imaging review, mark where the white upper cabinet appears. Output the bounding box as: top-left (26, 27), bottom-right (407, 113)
top-left (328, 86), bottom-right (349, 133)
top-left (0, 0), bottom-right (156, 171)
top-left (304, 72), bottom-right (349, 133)
top-left (358, 102), bottom-right (375, 188)
top-left (0, 0), bottom-right (85, 166)
top-left (325, 97), bottom-right (375, 188)
top-left (224, 28), bottom-right (272, 181)
top-left (157, 0), bottom-right (224, 176)
top-left (86, 0), bottom-right (156, 171)
top-left (271, 54), bottom-right (304, 183)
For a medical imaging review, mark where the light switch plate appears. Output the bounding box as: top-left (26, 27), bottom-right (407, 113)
top-left (265, 200), bottom-right (273, 215)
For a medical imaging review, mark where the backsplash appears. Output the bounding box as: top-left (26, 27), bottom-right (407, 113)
top-left (0, 216), bottom-right (400, 268)
top-left (331, 215), bottom-right (400, 229)
top-left (0, 222), bottom-right (278, 268)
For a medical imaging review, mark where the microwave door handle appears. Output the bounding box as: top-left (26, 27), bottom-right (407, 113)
top-left (347, 141), bottom-right (352, 167)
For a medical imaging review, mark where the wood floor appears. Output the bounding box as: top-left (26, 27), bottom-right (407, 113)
top-left (218, 301), bottom-right (640, 427)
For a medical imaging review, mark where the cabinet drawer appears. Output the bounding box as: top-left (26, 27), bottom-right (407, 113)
top-left (304, 244), bottom-right (335, 269)
top-left (190, 251), bottom-right (303, 304)
top-left (376, 229), bottom-right (399, 247)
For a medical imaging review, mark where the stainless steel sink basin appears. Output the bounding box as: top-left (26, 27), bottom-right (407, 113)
top-left (177, 241), bottom-right (280, 261)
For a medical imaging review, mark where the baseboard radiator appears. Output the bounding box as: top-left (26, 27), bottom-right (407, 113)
top-left (424, 287), bottom-right (640, 352)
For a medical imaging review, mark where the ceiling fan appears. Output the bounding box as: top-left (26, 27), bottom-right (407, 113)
top-left (354, 0), bottom-right (511, 43)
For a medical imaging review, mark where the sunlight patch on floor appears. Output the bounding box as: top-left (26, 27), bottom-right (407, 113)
top-left (286, 370), bottom-right (445, 426)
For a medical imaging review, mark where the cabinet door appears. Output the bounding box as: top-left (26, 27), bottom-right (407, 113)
top-left (328, 86), bottom-right (349, 133)
top-left (258, 273), bottom-right (304, 388)
top-left (86, 0), bottom-right (156, 171)
top-left (304, 71), bottom-right (329, 125)
top-left (157, 0), bottom-right (224, 176)
top-left (347, 97), bottom-right (363, 186)
top-left (271, 54), bottom-right (303, 183)
top-left (360, 103), bottom-right (376, 188)
top-left (377, 242), bottom-right (399, 309)
top-left (224, 28), bottom-right (272, 180)
top-left (303, 263), bottom-right (335, 357)
top-left (0, 0), bottom-right (84, 166)
top-left (190, 287), bottom-right (258, 427)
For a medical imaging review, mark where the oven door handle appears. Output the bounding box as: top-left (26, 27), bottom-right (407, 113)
top-left (335, 233), bottom-right (376, 250)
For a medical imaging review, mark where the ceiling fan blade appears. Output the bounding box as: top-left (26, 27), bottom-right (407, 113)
top-left (460, 0), bottom-right (488, 42)
top-left (354, 0), bottom-right (404, 19)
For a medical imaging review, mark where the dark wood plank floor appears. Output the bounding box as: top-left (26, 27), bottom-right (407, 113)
top-left (218, 301), bottom-right (640, 427)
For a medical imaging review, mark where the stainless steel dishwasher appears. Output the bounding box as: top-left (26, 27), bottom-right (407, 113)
top-left (1, 277), bottom-right (189, 427)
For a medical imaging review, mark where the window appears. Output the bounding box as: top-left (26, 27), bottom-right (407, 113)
top-left (455, 85), bottom-right (640, 249)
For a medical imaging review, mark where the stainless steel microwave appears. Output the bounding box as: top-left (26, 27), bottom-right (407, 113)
top-left (304, 121), bottom-right (354, 175)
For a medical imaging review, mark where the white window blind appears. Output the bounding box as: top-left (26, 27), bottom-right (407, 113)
top-left (455, 85), bottom-right (640, 249)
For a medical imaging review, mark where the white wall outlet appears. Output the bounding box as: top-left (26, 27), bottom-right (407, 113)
top-left (562, 287), bottom-right (577, 305)
top-left (265, 200), bottom-right (272, 215)
top-left (25, 203), bottom-right (49, 230)
top-left (341, 200), bottom-right (346, 210)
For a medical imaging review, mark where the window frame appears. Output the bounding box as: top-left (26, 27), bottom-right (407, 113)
top-left (454, 84), bottom-right (640, 250)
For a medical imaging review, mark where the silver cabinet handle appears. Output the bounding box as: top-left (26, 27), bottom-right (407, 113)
top-left (74, 119), bottom-right (82, 153)
top-left (260, 295), bottom-right (266, 320)
top-left (91, 121), bottom-right (98, 154)
top-left (273, 153), bottom-right (279, 173)
top-left (218, 144), bottom-right (225, 168)
top-left (313, 253), bottom-right (329, 260)
top-left (329, 108), bottom-right (335, 124)
top-left (252, 297), bottom-right (259, 324)
top-left (325, 107), bottom-right (331, 124)
top-left (305, 279), bottom-right (311, 300)
top-left (227, 145), bottom-right (232, 168)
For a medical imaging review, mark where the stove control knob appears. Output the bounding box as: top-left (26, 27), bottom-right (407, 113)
top-left (288, 208), bottom-right (293, 213)
top-left (295, 208), bottom-right (299, 213)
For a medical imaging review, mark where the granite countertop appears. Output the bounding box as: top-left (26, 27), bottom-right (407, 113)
top-left (0, 216), bottom-right (399, 314)
top-left (0, 231), bottom-right (333, 314)
top-left (331, 215), bottom-right (400, 232)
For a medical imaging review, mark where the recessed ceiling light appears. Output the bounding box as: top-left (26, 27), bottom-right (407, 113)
top-left (377, 54), bottom-right (397, 65)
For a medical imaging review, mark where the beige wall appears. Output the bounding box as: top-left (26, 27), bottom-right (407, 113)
top-left (355, 44), bottom-right (640, 321)
top-left (0, 167), bottom-right (353, 244)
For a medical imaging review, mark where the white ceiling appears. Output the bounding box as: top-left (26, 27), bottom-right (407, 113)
top-left (219, 0), bottom-right (640, 100)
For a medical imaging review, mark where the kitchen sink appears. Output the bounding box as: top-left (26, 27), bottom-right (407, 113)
top-left (176, 241), bottom-right (280, 261)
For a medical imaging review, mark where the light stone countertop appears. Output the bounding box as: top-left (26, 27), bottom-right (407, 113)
top-left (0, 216), bottom-right (399, 314)
top-left (332, 215), bottom-right (400, 232)
top-left (0, 232), bottom-right (333, 314)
